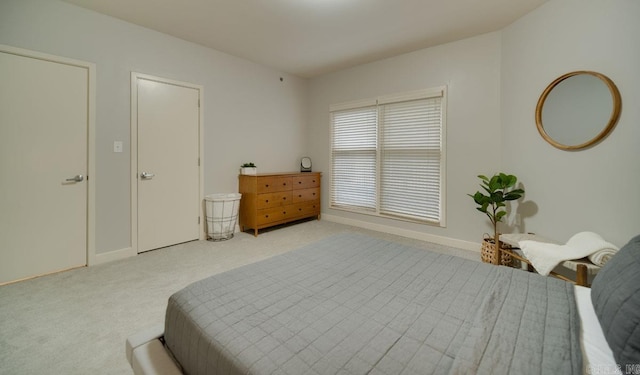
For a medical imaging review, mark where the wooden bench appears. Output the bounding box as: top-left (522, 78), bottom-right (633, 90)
top-left (499, 233), bottom-right (601, 287)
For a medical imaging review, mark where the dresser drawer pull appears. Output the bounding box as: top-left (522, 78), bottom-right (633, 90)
top-left (313, 192), bottom-right (316, 196)
top-left (265, 215), bottom-right (269, 218)
top-left (298, 181), bottom-right (302, 184)
top-left (298, 194), bottom-right (302, 198)
top-left (298, 208), bottom-right (302, 211)
top-left (265, 184), bottom-right (269, 188)
top-left (283, 183), bottom-right (287, 186)
top-left (265, 199), bottom-right (269, 203)
top-left (282, 197), bottom-right (287, 200)
top-left (283, 211), bottom-right (287, 214)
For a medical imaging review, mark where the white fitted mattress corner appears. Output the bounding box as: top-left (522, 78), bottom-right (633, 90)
top-left (574, 286), bottom-right (621, 375)
top-left (126, 325), bottom-right (181, 375)
top-left (128, 287), bottom-right (618, 375)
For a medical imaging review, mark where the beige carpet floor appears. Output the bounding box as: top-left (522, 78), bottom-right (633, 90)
top-left (0, 220), bottom-right (478, 374)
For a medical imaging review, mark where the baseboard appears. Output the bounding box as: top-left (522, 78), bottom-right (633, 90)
top-left (92, 247), bottom-right (136, 265)
top-left (322, 214), bottom-right (480, 252)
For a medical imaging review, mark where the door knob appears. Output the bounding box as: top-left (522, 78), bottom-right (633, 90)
top-left (66, 175), bottom-right (84, 182)
top-left (140, 172), bottom-right (155, 180)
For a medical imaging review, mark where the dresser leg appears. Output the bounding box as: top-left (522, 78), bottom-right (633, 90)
top-left (254, 228), bottom-right (258, 237)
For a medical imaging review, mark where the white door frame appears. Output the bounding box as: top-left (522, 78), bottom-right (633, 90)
top-left (0, 44), bottom-right (96, 266)
top-left (130, 72), bottom-right (205, 253)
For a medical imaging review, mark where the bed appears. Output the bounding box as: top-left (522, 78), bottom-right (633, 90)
top-left (126, 233), bottom-right (640, 375)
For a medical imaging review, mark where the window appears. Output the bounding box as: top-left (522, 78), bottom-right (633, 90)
top-left (330, 88), bottom-right (446, 225)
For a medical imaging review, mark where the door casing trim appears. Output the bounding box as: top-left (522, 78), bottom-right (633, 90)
top-left (130, 72), bottom-right (205, 254)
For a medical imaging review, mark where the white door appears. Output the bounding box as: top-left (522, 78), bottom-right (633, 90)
top-left (136, 77), bottom-right (200, 253)
top-left (0, 51), bottom-right (88, 284)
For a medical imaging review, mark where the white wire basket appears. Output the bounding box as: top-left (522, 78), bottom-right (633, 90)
top-left (204, 193), bottom-right (242, 241)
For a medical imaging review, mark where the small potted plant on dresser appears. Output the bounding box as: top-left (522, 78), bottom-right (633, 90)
top-left (240, 162), bottom-right (257, 175)
top-left (468, 173), bottom-right (524, 266)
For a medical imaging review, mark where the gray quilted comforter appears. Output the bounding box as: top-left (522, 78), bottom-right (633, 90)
top-left (164, 233), bottom-right (582, 374)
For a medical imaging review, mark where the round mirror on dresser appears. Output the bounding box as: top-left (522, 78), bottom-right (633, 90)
top-left (535, 71), bottom-right (621, 150)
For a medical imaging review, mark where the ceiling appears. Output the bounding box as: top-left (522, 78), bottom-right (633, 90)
top-left (62, 0), bottom-right (547, 78)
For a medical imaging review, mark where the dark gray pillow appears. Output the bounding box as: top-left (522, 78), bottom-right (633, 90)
top-left (591, 234), bottom-right (640, 370)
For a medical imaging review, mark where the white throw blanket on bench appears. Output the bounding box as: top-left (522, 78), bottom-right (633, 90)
top-left (519, 231), bottom-right (618, 275)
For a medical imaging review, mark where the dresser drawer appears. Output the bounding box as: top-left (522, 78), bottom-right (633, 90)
top-left (290, 201), bottom-right (320, 218)
top-left (293, 174), bottom-right (320, 189)
top-left (257, 206), bottom-right (291, 225)
top-left (292, 187), bottom-right (319, 203)
top-left (256, 192), bottom-right (292, 209)
top-left (257, 177), bottom-right (293, 193)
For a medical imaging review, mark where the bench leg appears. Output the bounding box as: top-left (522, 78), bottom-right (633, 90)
top-left (527, 263), bottom-right (534, 273)
top-left (576, 264), bottom-right (588, 287)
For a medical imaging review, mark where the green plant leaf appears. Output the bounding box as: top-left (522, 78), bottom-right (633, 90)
top-left (469, 192), bottom-right (480, 204)
top-left (474, 192), bottom-right (491, 204)
top-left (504, 192), bottom-right (523, 201)
top-left (488, 175), bottom-right (500, 191)
top-left (508, 188), bottom-right (524, 196)
top-left (490, 191), bottom-right (504, 202)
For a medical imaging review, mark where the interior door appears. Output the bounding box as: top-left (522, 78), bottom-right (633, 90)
top-left (137, 77), bottom-right (200, 252)
top-left (0, 50), bottom-right (88, 284)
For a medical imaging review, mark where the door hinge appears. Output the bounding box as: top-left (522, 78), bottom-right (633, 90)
top-left (198, 217), bottom-right (201, 224)
top-left (198, 158), bottom-right (200, 166)
top-left (198, 98), bottom-right (200, 108)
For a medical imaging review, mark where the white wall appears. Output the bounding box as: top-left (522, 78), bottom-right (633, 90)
top-left (501, 0), bottom-right (640, 246)
top-left (0, 0), bottom-right (308, 255)
top-left (308, 32), bottom-right (503, 246)
top-left (3, 0), bottom-right (636, 257)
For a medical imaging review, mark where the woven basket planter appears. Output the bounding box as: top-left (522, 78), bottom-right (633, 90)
top-left (481, 236), bottom-right (513, 266)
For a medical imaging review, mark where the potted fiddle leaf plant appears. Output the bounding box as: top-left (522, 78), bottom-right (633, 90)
top-left (468, 173), bottom-right (524, 265)
top-left (240, 162), bottom-right (257, 175)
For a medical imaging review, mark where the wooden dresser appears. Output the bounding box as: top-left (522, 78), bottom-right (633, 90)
top-left (238, 172), bottom-right (321, 236)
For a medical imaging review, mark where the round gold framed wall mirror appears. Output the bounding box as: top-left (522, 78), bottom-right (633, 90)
top-left (535, 71), bottom-right (621, 150)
